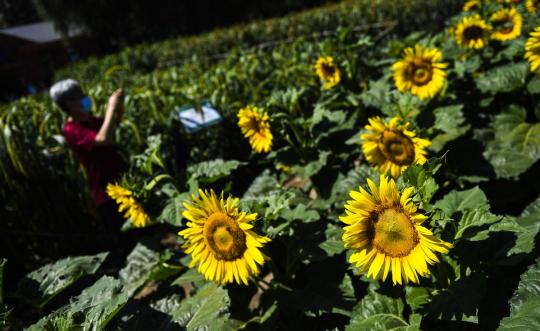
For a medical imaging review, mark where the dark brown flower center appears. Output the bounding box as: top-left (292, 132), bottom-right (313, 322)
top-left (321, 62), bottom-right (336, 76)
top-left (404, 59), bottom-right (433, 86)
top-left (378, 130), bottom-right (416, 166)
top-left (463, 25), bottom-right (484, 40)
top-left (204, 212), bottom-right (247, 261)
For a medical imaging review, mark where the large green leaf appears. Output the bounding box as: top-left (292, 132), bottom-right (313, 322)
top-left (158, 192), bottom-right (188, 226)
top-left (119, 243), bottom-right (178, 296)
top-left (433, 186), bottom-right (488, 215)
top-left (475, 63), bottom-right (528, 94)
top-left (186, 159), bottom-right (245, 191)
top-left (28, 276), bottom-right (129, 331)
top-left (479, 197), bottom-right (540, 256)
top-left (241, 169), bottom-right (279, 200)
top-left (430, 105), bottom-right (470, 152)
top-left (422, 274), bottom-right (485, 323)
top-left (479, 106), bottom-right (540, 178)
top-left (16, 252), bottom-right (109, 308)
top-left (400, 161), bottom-right (441, 209)
top-left (498, 258), bottom-right (540, 330)
top-left (319, 223), bottom-right (345, 256)
top-left (152, 283), bottom-right (230, 331)
top-left (346, 287), bottom-right (420, 331)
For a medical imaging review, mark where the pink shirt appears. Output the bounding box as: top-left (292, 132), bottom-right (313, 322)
top-left (63, 116), bottom-right (127, 205)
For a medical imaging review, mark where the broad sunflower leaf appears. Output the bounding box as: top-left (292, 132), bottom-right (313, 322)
top-left (242, 169), bottom-right (279, 200)
top-left (475, 62), bottom-right (528, 94)
top-left (400, 162), bottom-right (440, 209)
top-left (292, 150), bottom-right (331, 179)
top-left (158, 192), bottom-right (188, 226)
top-left (480, 197), bottom-right (540, 256)
top-left (152, 283), bottom-right (230, 331)
top-left (186, 159), bottom-right (245, 191)
top-left (346, 288), bottom-right (419, 331)
top-left (480, 106), bottom-right (540, 178)
top-left (28, 276), bottom-right (129, 331)
top-left (433, 186), bottom-right (488, 215)
top-left (498, 258), bottom-right (540, 330)
top-left (455, 209), bottom-right (503, 241)
top-left (319, 223), bottom-right (345, 256)
top-left (453, 55), bottom-right (481, 78)
top-left (15, 252), bottom-right (109, 308)
top-left (421, 274), bottom-right (485, 323)
top-left (119, 243), bottom-right (179, 296)
top-left (430, 104), bottom-right (470, 152)
top-left (405, 286), bottom-right (430, 311)
top-left (527, 75), bottom-right (540, 95)
top-left (329, 165), bottom-right (379, 209)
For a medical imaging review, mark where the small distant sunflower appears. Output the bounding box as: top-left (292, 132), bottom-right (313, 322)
top-left (314, 56), bottom-right (341, 89)
top-left (237, 106), bottom-right (273, 153)
top-left (179, 189), bottom-right (270, 285)
top-left (451, 14), bottom-right (492, 49)
top-left (361, 117), bottom-right (431, 178)
top-left (525, 27), bottom-right (540, 72)
top-left (526, 0), bottom-right (538, 13)
top-left (392, 45), bottom-right (448, 100)
top-left (340, 175), bottom-right (453, 285)
top-left (107, 183), bottom-right (151, 228)
top-left (463, 0), bottom-right (482, 11)
top-left (490, 7), bottom-right (522, 41)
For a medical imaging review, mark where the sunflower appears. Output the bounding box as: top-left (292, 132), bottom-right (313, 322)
top-left (490, 7), bottom-right (522, 41)
top-left (463, 0), bottom-right (482, 11)
top-left (525, 27), bottom-right (540, 72)
top-left (237, 106), bottom-right (273, 153)
top-left (526, 0), bottom-right (538, 13)
top-left (179, 189), bottom-right (270, 285)
top-left (340, 175), bottom-right (452, 285)
top-left (451, 14), bottom-right (492, 49)
top-left (392, 45), bottom-right (448, 100)
top-left (314, 56), bottom-right (341, 89)
top-left (106, 183), bottom-right (151, 228)
top-left (361, 116), bottom-right (431, 178)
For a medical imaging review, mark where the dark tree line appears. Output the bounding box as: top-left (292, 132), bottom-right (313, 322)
top-left (29, 0), bottom-right (336, 50)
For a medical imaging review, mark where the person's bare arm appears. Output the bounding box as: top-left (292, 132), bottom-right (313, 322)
top-left (95, 89), bottom-right (124, 145)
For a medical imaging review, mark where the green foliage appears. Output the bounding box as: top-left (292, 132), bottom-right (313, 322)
top-left (28, 276), bottom-right (129, 331)
top-left (347, 285), bottom-right (421, 331)
top-left (478, 106), bottom-right (540, 178)
top-left (498, 259), bottom-right (540, 331)
top-left (186, 159), bottom-right (245, 192)
top-left (430, 105), bottom-right (470, 152)
top-left (152, 284), bottom-right (230, 331)
top-left (2, 0), bottom-right (540, 329)
top-left (15, 253), bottom-right (109, 309)
top-left (475, 63), bottom-right (529, 94)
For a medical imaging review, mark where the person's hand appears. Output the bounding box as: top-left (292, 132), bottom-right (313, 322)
top-left (107, 89), bottom-right (124, 121)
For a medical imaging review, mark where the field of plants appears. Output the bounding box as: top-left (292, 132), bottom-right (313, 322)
top-left (1, 0), bottom-right (540, 329)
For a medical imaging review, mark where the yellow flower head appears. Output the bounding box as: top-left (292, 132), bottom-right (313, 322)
top-left (525, 27), bottom-right (540, 72)
top-left (526, 0), bottom-right (538, 13)
top-left (237, 106), bottom-right (273, 153)
top-left (340, 175), bottom-right (452, 285)
top-left (106, 183), bottom-right (151, 228)
top-left (179, 189), bottom-right (270, 285)
top-left (451, 14), bottom-right (492, 49)
top-left (463, 0), bottom-right (482, 11)
top-left (314, 56), bottom-right (341, 89)
top-left (392, 45), bottom-right (448, 100)
top-left (490, 7), bottom-right (522, 41)
top-left (361, 117), bottom-right (431, 178)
